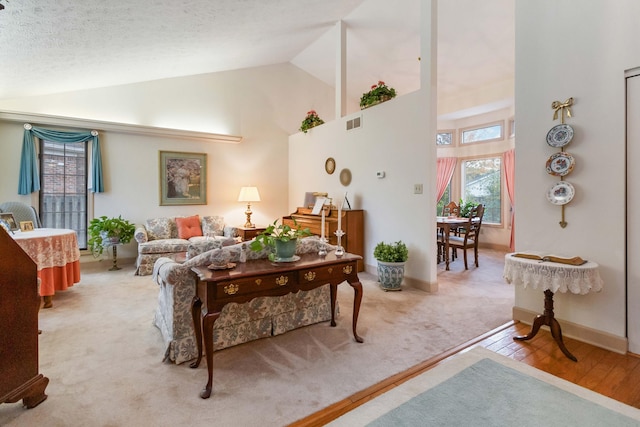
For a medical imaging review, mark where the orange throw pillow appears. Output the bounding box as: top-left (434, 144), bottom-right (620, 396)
top-left (175, 215), bottom-right (203, 239)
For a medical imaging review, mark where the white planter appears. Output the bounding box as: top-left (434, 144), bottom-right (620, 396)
top-left (377, 260), bottom-right (406, 291)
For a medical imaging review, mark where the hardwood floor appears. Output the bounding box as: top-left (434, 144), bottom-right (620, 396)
top-left (291, 322), bottom-right (640, 426)
top-left (290, 248), bottom-right (640, 426)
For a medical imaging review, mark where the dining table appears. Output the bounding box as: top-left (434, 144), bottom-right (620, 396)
top-left (437, 216), bottom-right (469, 270)
top-left (13, 228), bottom-right (81, 308)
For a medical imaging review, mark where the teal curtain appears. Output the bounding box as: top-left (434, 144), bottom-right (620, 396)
top-left (18, 126), bottom-right (104, 194)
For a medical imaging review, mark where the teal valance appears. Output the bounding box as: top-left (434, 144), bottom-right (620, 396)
top-left (18, 125), bottom-right (104, 194)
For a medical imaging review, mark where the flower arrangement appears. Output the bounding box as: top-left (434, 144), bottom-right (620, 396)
top-left (299, 110), bottom-right (325, 133)
top-left (360, 81), bottom-right (397, 109)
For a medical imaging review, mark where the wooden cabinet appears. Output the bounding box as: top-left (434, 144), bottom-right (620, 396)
top-left (0, 227), bottom-right (49, 409)
top-left (283, 208), bottom-right (364, 271)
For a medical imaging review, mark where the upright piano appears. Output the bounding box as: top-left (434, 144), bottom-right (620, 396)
top-left (283, 207), bottom-right (364, 271)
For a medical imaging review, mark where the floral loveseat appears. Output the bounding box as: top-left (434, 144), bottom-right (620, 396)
top-left (152, 237), bottom-right (336, 364)
top-left (134, 215), bottom-right (237, 276)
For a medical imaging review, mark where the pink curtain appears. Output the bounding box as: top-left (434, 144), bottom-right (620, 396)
top-left (436, 157), bottom-right (457, 202)
top-left (503, 149), bottom-right (515, 251)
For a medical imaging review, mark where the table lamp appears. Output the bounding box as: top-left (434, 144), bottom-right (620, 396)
top-left (238, 186), bottom-right (261, 228)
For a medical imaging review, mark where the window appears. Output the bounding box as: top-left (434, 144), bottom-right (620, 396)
top-left (39, 140), bottom-right (88, 249)
top-left (461, 122), bottom-right (503, 144)
top-left (461, 157), bottom-right (501, 224)
top-left (436, 131), bottom-right (453, 146)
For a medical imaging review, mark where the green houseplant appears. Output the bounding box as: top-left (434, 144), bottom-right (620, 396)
top-left (249, 219), bottom-right (312, 261)
top-left (459, 199), bottom-right (479, 218)
top-left (359, 81), bottom-right (397, 109)
top-left (299, 110), bottom-right (325, 133)
top-left (88, 215), bottom-right (136, 257)
top-left (374, 240), bottom-right (408, 291)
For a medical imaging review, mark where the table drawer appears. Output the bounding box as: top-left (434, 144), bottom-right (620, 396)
top-left (215, 271), bottom-right (297, 298)
top-left (298, 262), bottom-right (357, 284)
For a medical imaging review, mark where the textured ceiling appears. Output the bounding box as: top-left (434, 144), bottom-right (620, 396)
top-left (0, 0), bottom-right (514, 115)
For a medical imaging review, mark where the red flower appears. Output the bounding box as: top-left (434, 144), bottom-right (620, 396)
top-left (371, 84), bottom-right (377, 89)
top-left (378, 81), bottom-right (385, 86)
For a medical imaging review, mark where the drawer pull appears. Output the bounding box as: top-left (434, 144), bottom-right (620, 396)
top-left (304, 271), bottom-right (316, 281)
top-left (276, 275), bottom-right (289, 286)
top-left (255, 279), bottom-right (262, 286)
top-left (342, 265), bottom-right (353, 275)
top-left (328, 267), bottom-right (333, 274)
top-left (224, 283), bottom-right (239, 295)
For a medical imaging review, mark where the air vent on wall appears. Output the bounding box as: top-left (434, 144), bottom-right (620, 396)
top-left (346, 116), bottom-right (362, 131)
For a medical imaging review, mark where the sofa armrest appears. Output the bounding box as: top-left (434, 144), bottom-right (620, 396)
top-left (134, 224), bottom-right (148, 243)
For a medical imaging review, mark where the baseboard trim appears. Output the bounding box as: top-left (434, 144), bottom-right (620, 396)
top-left (513, 306), bottom-right (628, 354)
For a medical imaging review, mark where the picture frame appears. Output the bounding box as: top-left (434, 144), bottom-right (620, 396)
top-left (20, 221), bottom-right (35, 232)
top-left (159, 151), bottom-right (207, 206)
top-left (0, 212), bottom-right (18, 231)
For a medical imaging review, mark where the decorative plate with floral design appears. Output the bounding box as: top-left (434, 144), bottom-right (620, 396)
top-left (546, 152), bottom-right (575, 176)
top-left (546, 181), bottom-right (575, 205)
top-left (546, 124), bottom-right (574, 148)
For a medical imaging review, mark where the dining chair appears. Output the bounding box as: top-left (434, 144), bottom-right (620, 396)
top-left (448, 204), bottom-right (484, 270)
top-left (442, 201), bottom-right (460, 217)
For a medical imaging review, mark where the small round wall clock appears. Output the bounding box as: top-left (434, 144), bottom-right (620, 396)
top-left (325, 157), bottom-right (336, 175)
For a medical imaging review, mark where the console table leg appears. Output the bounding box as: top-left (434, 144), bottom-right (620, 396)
top-left (190, 296), bottom-right (203, 369)
top-left (348, 279), bottom-right (364, 343)
top-left (329, 283), bottom-right (337, 327)
top-left (513, 289), bottom-right (577, 362)
top-left (200, 312), bottom-right (219, 399)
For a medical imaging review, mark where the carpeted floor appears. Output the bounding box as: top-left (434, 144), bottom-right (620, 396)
top-left (0, 249), bottom-right (513, 426)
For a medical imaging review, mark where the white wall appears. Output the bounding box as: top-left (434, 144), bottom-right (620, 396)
top-left (289, 92), bottom-right (436, 286)
top-left (0, 63), bottom-right (336, 260)
top-left (515, 0), bottom-right (640, 339)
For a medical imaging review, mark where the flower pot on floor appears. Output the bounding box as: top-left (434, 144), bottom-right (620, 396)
top-left (377, 260), bottom-right (406, 291)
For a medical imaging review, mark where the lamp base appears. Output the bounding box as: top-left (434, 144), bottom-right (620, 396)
top-left (244, 204), bottom-right (254, 228)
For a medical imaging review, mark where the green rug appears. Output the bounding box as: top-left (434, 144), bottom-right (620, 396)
top-left (329, 347), bottom-right (640, 426)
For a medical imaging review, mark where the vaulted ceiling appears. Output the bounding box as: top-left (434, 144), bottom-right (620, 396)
top-left (0, 0), bottom-right (514, 117)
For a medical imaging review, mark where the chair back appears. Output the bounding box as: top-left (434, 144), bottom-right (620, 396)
top-left (458, 204), bottom-right (484, 243)
top-left (442, 201), bottom-right (460, 217)
top-left (0, 201), bottom-right (42, 228)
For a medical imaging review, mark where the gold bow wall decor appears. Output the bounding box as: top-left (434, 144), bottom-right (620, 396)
top-left (551, 97), bottom-right (574, 123)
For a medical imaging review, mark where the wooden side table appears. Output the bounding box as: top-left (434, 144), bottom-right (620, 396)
top-left (235, 226), bottom-right (266, 241)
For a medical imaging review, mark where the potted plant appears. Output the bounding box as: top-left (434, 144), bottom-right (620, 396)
top-left (359, 81), bottom-right (397, 109)
top-left (249, 218), bottom-right (312, 261)
top-left (88, 215), bottom-right (136, 257)
top-left (374, 240), bottom-right (408, 291)
top-left (459, 199), bottom-right (479, 218)
top-left (299, 110), bottom-right (325, 133)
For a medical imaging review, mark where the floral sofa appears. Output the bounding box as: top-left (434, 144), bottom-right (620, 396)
top-left (134, 215), bottom-right (237, 276)
top-left (152, 237), bottom-right (336, 364)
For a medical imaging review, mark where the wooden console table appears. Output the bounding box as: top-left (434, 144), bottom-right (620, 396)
top-left (190, 252), bottom-right (364, 399)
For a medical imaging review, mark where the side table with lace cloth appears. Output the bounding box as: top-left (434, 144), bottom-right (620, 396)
top-left (503, 252), bottom-right (604, 361)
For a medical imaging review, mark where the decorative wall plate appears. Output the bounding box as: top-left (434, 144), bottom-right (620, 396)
top-left (339, 168), bottom-right (352, 186)
top-left (546, 152), bottom-right (575, 176)
top-left (325, 157), bottom-right (336, 174)
top-left (546, 181), bottom-right (575, 205)
top-left (546, 124), bottom-right (574, 148)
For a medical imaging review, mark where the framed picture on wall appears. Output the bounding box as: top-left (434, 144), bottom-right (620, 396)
top-left (159, 151), bottom-right (207, 206)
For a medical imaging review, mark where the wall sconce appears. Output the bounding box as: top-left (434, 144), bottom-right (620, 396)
top-left (238, 186), bottom-right (261, 228)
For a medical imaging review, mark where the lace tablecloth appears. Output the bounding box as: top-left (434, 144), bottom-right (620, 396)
top-left (503, 252), bottom-right (603, 295)
top-left (13, 228), bottom-right (81, 296)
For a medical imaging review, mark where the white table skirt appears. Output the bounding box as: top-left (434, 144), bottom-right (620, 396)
top-left (503, 252), bottom-right (603, 295)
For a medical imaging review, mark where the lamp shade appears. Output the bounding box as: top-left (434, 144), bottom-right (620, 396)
top-left (238, 186), bottom-right (261, 202)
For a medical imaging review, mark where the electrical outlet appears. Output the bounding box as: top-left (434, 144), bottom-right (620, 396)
top-left (414, 184), bottom-right (423, 194)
